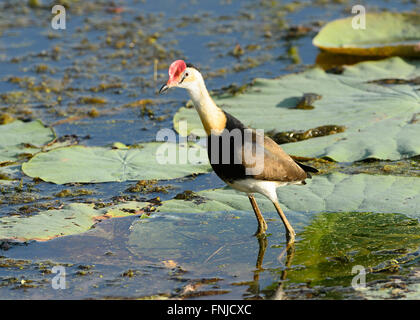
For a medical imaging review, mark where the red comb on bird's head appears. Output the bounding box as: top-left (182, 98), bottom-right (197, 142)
top-left (159, 60), bottom-right (188, 94)
top-left (167, 60), bottom-right (187, 85)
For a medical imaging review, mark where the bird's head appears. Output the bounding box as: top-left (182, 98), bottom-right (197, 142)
top-left (159, 60), bottom-right (203, 94)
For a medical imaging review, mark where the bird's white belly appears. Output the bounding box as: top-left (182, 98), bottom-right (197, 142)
top-left (226, 179), bottom-right (287, 203)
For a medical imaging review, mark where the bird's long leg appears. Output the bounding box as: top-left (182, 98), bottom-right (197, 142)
top-left (273, 201), bottom-right (295, 244)
top-left (248, 195), bottom-right (268, 236)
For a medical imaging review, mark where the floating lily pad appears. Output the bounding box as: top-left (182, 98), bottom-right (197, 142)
top-left (0, 202), bottom-right (147, 242)
top-left (22, 143), bottom-right (211, 184)
top-left (157, 173), bottom-right (420, 219)
top-left (174, 58), bottom-right (420, 162)
top-left (0, 120), bottom-right (55, 164)
top-left (313, 12), bottom-right (420, 57)
top-left (3, 172), bottom-right (420, 249)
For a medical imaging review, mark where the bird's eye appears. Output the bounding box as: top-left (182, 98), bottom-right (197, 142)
top-left (185, 72), bottom-right (189, 77)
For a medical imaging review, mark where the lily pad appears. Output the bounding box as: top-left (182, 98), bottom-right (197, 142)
top-left (3, 173), bottom-right (420, 246)
top-left (22, 143), bottom-right (211, 184)
top-left (0, 202), bottom-right (147, 242)
top-left (313, 12), bottom-right (420, 57)
top-left (157, 173), bottom-right (420, 219)
top-left (0, 120), bottom-right (55, 164)
top-left (174, 58), bottom-right (420, 162)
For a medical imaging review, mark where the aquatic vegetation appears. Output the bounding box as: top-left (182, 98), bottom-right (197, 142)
top-left (174, 58), bottom-right (420, 162)
top-left (156, 173), bottom-right (420, 219)
top-left (313, 12), bottom-right (420, 57)
top-left (284, 212), bottom-right (420, 287)
top-left (266, 124), bottom-right (346, 144)
top-left (22, 143), bottom-right (210, 184)
top-left (0, 202), bottom-right (148, 241)
top-left (125, 180), bottom-right (173, 194)
top-left (0, 0), bottom-right (419, 300)
top-left (0, 120), bottom-right (55, 164)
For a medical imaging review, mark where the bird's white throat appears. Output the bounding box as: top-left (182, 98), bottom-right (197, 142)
top-left (185, 73), bottom-right (226, 135)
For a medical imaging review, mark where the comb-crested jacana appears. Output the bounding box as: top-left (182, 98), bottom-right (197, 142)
top-left (159, 60), bottom-right (318, 243)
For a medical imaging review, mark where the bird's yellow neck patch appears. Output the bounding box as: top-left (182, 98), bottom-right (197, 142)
top-left (197, 107), bottom-right (227, 135)
top-left (185, 69), bottom-right (227, 135)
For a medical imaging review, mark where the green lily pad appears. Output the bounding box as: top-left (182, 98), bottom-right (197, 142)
top-left (0, 120), bottom-right (55, 164)
top-left (174, 58), bottom-right (420, 162)
top-left (313, 12), bottom-right (420, 57)
top-left (3, 172), bottom-right (420, 250)
top-left (22, 143), bottom-right (211, 184)
top-left (0, 202), bottom-right (147, 242)
top-left (158, 173), bottom-right (420, 219)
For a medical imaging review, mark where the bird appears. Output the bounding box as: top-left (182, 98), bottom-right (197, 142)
top-left (159, 60), bottom-right (318, 243)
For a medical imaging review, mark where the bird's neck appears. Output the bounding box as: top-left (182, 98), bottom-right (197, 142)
top-left (187, 81), bottom-right (226, 136)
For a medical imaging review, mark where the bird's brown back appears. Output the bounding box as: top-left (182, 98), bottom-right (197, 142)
top-left (207, 111), bottom-right (309, 184)
top-left (244, 131), bottom-right (308, 182)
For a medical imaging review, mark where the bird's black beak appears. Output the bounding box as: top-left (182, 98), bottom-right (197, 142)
top-left (159, 84), bottom-right (169, 94)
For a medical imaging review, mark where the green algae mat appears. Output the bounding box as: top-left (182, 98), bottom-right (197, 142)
top-left (286, 211), bottom-right (420, 286)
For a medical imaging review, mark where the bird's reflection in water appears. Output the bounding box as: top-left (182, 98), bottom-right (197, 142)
top-left (246, 235), bottom-right (295, 299)
top-left (272, 242), bottom-right (295, 300)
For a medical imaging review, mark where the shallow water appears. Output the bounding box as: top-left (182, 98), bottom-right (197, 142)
top-left (3, 209), bottom-right (420, 299)
top-left (1, 0), bottom-right (420, 299)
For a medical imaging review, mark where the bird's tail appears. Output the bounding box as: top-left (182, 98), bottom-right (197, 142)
top-left (294, 161), bottom-right (319, 179)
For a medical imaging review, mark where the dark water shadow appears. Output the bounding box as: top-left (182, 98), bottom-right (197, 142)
top-left (315, 51), bottom-right (387, 71)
